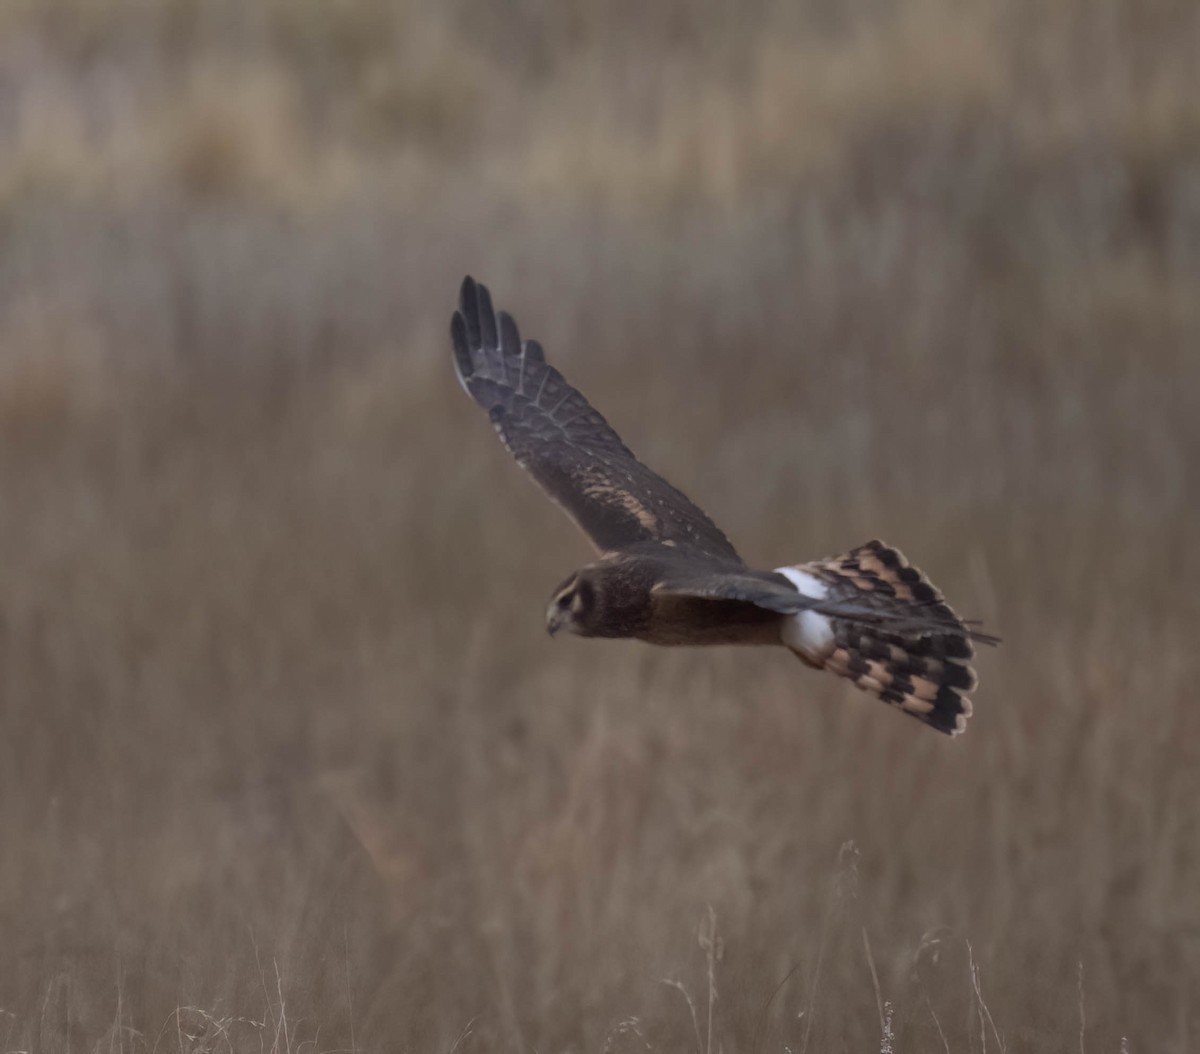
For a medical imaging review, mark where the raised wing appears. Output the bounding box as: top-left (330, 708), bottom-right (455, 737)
top-left (451, 276), bottom-right (742, 561)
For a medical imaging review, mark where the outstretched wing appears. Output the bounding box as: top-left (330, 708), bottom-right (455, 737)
top-left (451, 276), bottom-right (742, 561)
top-left (654, 540), bottom-right (998, 736)
top-left (651, 565), bottom-right (811, 613)
top-left (651, 544), bottom-right (998, 643)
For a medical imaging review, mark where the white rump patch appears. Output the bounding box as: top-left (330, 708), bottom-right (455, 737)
top-left (774, 567), bottom-right (828, 600)
top-left (774, 566), bottom-right (835, 662)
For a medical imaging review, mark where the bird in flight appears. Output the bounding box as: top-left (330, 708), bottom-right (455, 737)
top-left (451, 277), bottom-right (997, 735)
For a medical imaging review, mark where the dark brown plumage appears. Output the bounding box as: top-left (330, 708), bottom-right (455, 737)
top-left (452, 276), bottom-right (997, 735)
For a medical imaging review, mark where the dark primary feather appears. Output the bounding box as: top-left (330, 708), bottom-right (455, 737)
top-left (452, 276), bottom-right (742, 562)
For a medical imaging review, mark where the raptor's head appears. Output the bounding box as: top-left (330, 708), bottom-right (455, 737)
top-left (545, 571), bottom-right (598, 637)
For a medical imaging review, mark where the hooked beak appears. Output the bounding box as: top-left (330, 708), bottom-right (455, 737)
top-left (546, 607), bottom-right (564, 638)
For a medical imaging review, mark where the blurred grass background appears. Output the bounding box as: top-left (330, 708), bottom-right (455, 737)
top-left (0, 0), bottom-right (1198, 1050)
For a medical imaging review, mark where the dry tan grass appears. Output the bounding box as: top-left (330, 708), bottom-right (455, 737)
top-left (0, 0), bottom-right (1198, 1051)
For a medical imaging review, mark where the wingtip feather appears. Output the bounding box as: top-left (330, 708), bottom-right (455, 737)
top-left (497, 311), bottom-right (521, 356)
top-left (475, 281), bottom-right (498, 350)
top-left (459, 276), bottom-right (482, 348)
top-left (450, 311), bottom-right (473, 388)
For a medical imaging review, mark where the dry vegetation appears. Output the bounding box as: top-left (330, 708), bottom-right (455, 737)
top-left (0, 0), bottom-right (1198, 1050)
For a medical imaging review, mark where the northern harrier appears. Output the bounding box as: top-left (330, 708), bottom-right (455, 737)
top-left (451, 277), bottom-right (997, 735)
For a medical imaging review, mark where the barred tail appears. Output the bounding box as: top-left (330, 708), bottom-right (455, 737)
top-left (824, 613), bottom-right (979, 735)
top-left (776, 540), bottom-right (994, 736)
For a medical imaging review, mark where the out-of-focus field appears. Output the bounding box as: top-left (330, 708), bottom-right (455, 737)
top-left (0, 0), bottom-right (1198, 1050)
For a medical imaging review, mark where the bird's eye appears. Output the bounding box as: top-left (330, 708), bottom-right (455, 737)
top-left (558, 592), bottom-right (573, 609)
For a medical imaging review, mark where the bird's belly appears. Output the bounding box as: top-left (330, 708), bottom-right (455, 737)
top-left (642, 596), bottom-right (783, 646)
